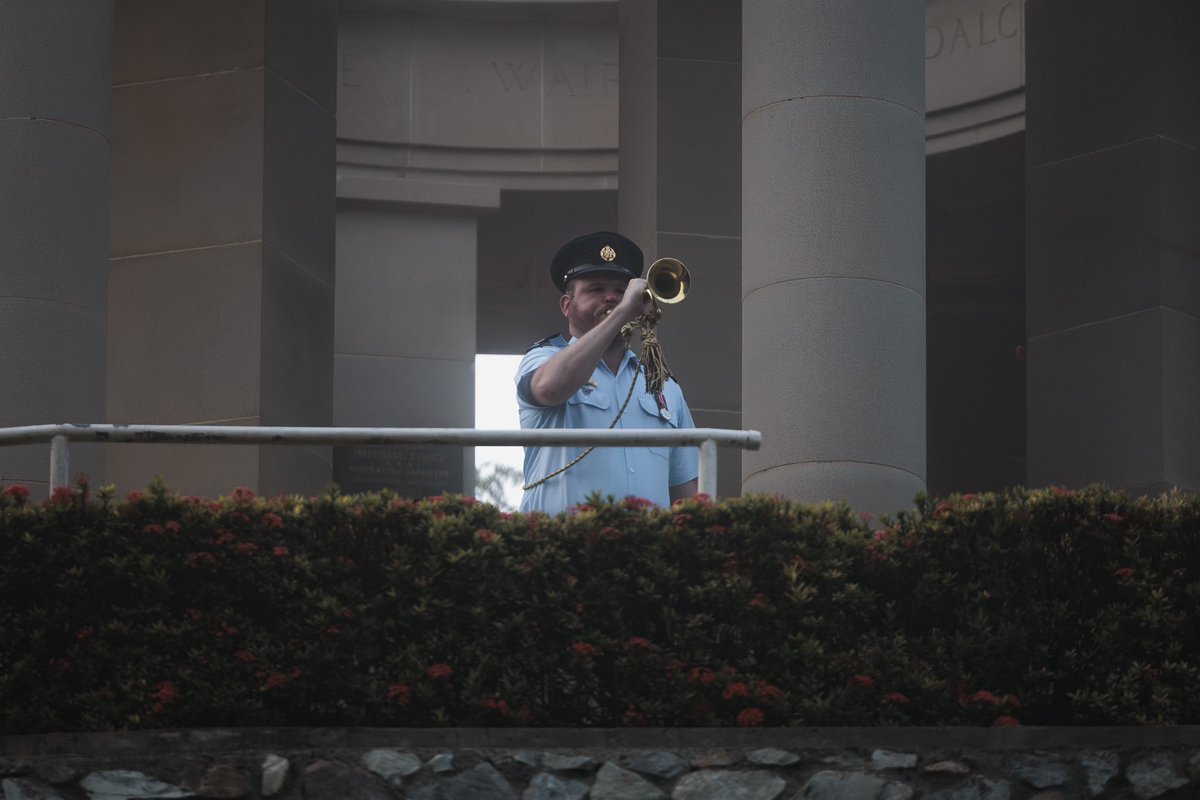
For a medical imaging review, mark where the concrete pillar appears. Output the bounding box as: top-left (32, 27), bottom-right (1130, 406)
top-left (1026, 0), bottom-right (1200, 495)
top-left (107, 0), bottom-right (336, 498)
top-left (333, 178), bottom-right (498, 498)
top-left (0, 1), bottom-right (112, 493)
top-left (617, 0), bottom-right (743, 498)
top-left (741, 0), bottom-right (926, 515)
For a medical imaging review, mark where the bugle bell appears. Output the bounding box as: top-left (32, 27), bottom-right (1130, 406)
top-left (644, 257), bottom-right (690, 304)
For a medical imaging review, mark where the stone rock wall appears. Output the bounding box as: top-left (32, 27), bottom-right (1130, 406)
top-left (2, 728), bottom-right (1200, 799)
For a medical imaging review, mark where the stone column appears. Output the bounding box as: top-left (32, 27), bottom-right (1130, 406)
top-left (333, 178), bottom-right (499, 498)
top-left (107, 0), bottom-right (336, 498)
top-left (741, 0), bottom-right (926, 515)
top-left (617, 0), bottom-right (743, 498)
top-left (0, 1), bottom-right (112, 493)
top-left (1025, 0), bottom-right (1200, 495)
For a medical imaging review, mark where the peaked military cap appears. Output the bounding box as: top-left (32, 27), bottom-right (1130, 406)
top-left (550, 231), bottom-right (643, 293)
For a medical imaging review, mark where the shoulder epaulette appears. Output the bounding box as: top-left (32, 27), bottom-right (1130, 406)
top-left (526, 333), bottom-right (567, 353)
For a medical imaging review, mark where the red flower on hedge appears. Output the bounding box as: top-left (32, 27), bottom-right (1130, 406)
top-left (622, 705), bottom-right (646, 725)
top-left (75, 627), bottom-right (96, 642)
top-left (749, 593), bottom-right (766, 608)
top-left (235, 542), bottom-right (258, 556)
top-left (3, 484), bottom-right (30, 501)
top-left (624, 637), bottom-right (655, 652)
top-left (623, 496), bottom-right (653, 509)
top-left (263, 671), bottom-right (297, 691)
top-left (883, 692), bottom-right (910, 704)
top-left (1113, 567), bottom-right (1135, 580)
top-left (992, 714), bottom-right (1021, 727)
top-left (427, 663), bottom-right (453, 681)
top-left (671, 513), bottom-right (693, 526)
top-left (482, 695), bottom-right (511, 717)
top-left (753, 682), bottom-right (784, 703)
top-left (273, 546), bottom-right (289, 557)
top-left (164, 521), bottom-right (182, 533)
top-left (387, 683), bottom-right (412, 705)
top-left (849, 674), bottom-right (875, 690)
top-left (231, 487), bottom-right (256, 502)
top-left (215, 530), bottom-right (237, 545)
top-left (736, 708), bottom-right (765, 727)
top-left (143, 524), bottom-right (165, 535)
top-left (187, 552), bottom-right (217, 565)
top-left (723, 682), bottom-right (750, 700)
top-left (571, 641), bottom-right (598, 658)
top-left (969, 690), bottom-right (1001, 707)
top-left (686, 667), bottom-right (717, 686)
top-left (476, 528), bottom-right (497, 544)
top-left (151, 680), bottom-right (180, 713)
top-left (50, 486), bottom-right (78, 504)
top-left (1103, 513), bottom-right (1126, 525)
top-left (233, 650), bottom-right (257, 664)
top-left (600, 526), bottom-right (622, 540)
top-left (261, 512), bottom-right (284, 529)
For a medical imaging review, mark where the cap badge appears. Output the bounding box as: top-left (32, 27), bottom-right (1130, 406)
top-left (600, 245), bottom-right (617, 262)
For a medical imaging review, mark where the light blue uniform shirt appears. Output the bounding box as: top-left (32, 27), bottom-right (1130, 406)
top-left (516, 335), bottom-right (699, 515)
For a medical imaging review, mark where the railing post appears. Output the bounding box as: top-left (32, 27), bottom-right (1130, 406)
top-left (698, 438), bottom-right (718, 499)
top-left (50, 434), bottom-right (70, 492)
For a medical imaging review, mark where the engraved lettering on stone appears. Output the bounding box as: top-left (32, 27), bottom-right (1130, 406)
top-left (997, 1), bottom-right (1021, 38)
top-left (492, 62), bottom-right (538, 92)
top-left (926, 1), bottom-right (1023, 60)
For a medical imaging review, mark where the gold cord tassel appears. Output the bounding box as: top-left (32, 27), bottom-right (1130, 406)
top-left (638, 323), bottom-right (672, 396)
top-left (623, 302), bottom-right (671, 396)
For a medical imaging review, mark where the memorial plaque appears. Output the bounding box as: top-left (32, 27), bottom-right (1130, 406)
top-left (333, 444), bottom-right (464, 497)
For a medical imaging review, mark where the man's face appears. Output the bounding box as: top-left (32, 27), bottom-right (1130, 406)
top-left (560, 273), bottom-right (630, 337)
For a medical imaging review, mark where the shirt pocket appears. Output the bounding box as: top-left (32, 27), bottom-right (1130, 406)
top-left (567, 389), bottom-right (611, 411)
top-left (636, 392), bottom-right (678, 460)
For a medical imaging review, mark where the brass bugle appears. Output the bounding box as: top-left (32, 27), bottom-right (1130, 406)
top-left (644, 257), bottom-right (690, 304)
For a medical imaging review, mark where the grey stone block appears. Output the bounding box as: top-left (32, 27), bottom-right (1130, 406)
top-left (106, 436), bottom-right (260, 500)
top-left (1125, 753), bottom-right (1189, 800)
top-left (113, 0), bottom-right (265, 86)
top-left (673, 770), bottom-right (786, 800)
top-left (1026, 310), bottom-right (1164, 490)
top-left (111, 70), bottom-right (265, 258)
top-left (0, 1), bottom-right (112, 134)
top-left (743, 99), bottom-right (925, 292)
top-left (656, 58), bottom-right (740, 237)
top-left (523, 772), bottom-right (588, 800)
top-left (264, 71), bottom-right (336, 285)
top-left (627, 752), bottom-right (688, 779)
top-left (334, 354), bottom-right (473, 428)
top-left (1025, 1), bottom-right (1200, 165)
top-left (409, 18), bottom-right (541, 149)
top-left (0, 300), bottom-right (106, 485)
top-left (1005, 754), bottom-right (1069, 789)
top-left (302, 760), bottom-right (391, 800)
top-left (743, 0), bottom-right (923, 116)
top-left (742, 279), bottom-right (926, 481)
top-left (1027, 139), bottom-right (1175, 337)
top-left (799, 770), bottom-right (913, 800)
top-left (107, 244), bottom-right (263, 424)
top-left (0, 120), bottom-right (109, 313)
top-left (261, 245), bottom-right (334, 428)
top-left (335, 206), bottom-right (477, 360)
top-left (589, 763), bottom-right (664, 800)
top-left (266, 0), bottom-right (337, 113)
top-left (1164, 310), bottom-right (1200, 493)
top-left (659, 0), bottom-right (740, 63)
top-left (542, 20), bottom-right (619, 150)
top-left (335, 12), bottom-right (414, 144)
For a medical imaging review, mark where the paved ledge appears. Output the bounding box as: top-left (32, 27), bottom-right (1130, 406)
top-left (6, 726), bottom-right (1200, 757)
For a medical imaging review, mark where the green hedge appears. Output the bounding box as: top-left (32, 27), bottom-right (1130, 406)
top-left (1, 479), bottom-right (1198, 733)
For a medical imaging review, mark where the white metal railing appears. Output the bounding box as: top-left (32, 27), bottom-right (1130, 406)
top-left (0, 424), bottom-right (762, 498)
